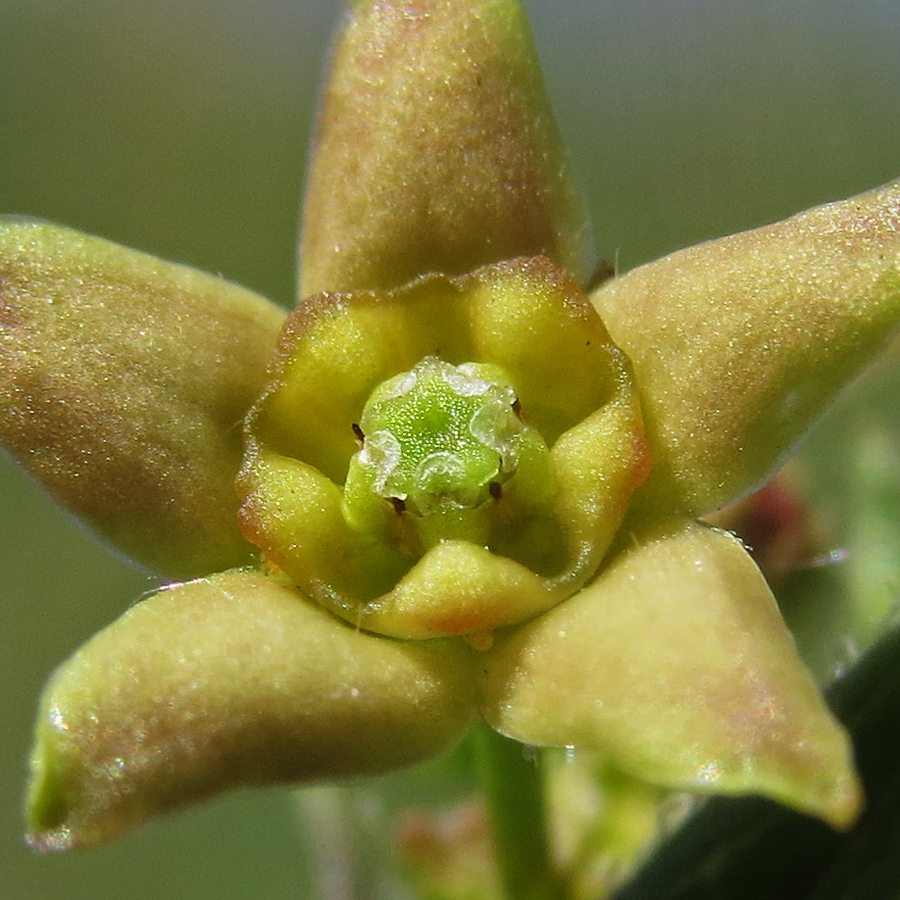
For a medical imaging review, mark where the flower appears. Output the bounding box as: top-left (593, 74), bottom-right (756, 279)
top-left (1, 0), bottom-right (898, 853)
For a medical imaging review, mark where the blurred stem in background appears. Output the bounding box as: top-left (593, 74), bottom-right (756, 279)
top-left (473, 724), bottom-right (562, 900)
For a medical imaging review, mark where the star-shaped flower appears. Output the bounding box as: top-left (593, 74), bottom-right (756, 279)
top-left (1, 0), bottom-right (898, 855)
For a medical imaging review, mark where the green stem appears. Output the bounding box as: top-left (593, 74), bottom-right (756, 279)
top-left (473, 722), bottom-right (565, 900)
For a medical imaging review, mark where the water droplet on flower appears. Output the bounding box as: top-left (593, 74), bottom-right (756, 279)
top-left (696, 761), bottom-right (722, 783)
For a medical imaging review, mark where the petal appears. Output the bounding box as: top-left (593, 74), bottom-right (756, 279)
top-left (255, 259), bottom-right (627, 483)
top-left (480, 520), bottom-right (861, 829)
top-left (26, 568), bottom-right (477, 850)
top-left (299, 0), bottom-right (593, 296)
top-left (0, 219), bottom-right (285, 577)
top-left (592, 180), bottom-right (900, 516)
top-left (237, 443), bottom-right (558, 639)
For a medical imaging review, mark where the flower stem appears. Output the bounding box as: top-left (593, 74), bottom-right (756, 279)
top-left (473, 722), bottom-right (565, 900)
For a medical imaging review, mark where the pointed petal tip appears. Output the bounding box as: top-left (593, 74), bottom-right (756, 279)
top-left (819, 770), bottom-right (864, 833)
top-left (25, 788), bottom-right (79, 853)
top-left (24, 747), bottom-right (78, 853)
top-left (687, 740), bottom-right (864, 832)
top-left (25, 830), bottom-right (75, 854)
top-left (23, 703), bottom-right (95, 852)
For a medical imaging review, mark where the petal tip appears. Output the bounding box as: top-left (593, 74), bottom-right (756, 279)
top-left (815, 768), bottom-right (864, 833)
top-left (25, 827), bottom-right (76, 855)
top-left (742, 726), bottom-right (864, 831)
top-left (25, 741), bottom-right (79, 853)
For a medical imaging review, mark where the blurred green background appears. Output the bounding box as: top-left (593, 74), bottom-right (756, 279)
top-left (2, 1), bottom-right (899, 897)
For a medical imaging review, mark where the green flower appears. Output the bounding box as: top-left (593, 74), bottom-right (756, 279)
top-left (237, 256), bottom-right (647, 641)
top-left (1, 0), bottom-right (898, 853)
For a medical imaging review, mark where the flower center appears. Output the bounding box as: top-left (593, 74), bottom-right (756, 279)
top-left (358, 357), bottom-right (526, 511)
top-left (342, 356), bottom-right (552, 553)
top-left (236, 261), bottom-right (650, 639)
